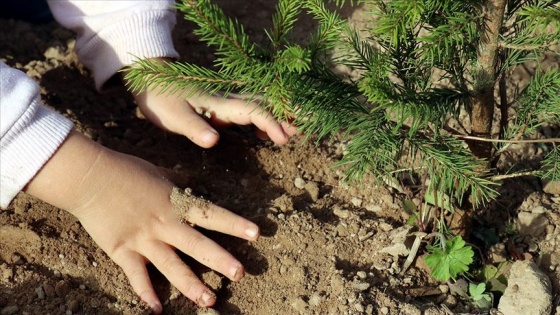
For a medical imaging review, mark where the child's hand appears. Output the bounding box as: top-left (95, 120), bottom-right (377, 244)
top-left (24, 131), bottom-right (260, 314)
top-left (127, 58), bottom-right (297, 148)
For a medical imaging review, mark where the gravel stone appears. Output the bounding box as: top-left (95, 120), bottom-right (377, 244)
top-left (35, 286), bottom-right (45, 300)
top-left (294, 177), bottom-right (306, 189)
top-left (498, 260), bottom-right (552, 315)
top-left (1, 306), bottom-right (19, 315)
top-left (517, 212), bottom-right (549, 237)
top-left (352, 282), bottom-right (370, 291)
top-left (333, 206), bottom-right (350, 219)
top-left (543, 180), bottom-right (560, 195)
top-left (351, 197), bottom-right (363, 207)
top-left (291, 297), bottom-right (308, 313)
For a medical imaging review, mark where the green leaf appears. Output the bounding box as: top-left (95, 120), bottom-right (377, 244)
top-left (402, 199), bottom-right (417, 215)
top-left (473, 262), bottom-right (510, 294)
top-left (469, 282), bottom-right (487, 300)
top-left (425, 236), bottom-right (474, 281)
top-left (424, 190), bottom-right (454, 212)
top-left (469, 282), bottom-right (493, 309)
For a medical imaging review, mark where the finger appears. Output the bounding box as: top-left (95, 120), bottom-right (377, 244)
top-left (197, 97), bottom-right (289, 145)
top-left (113, 251), bottom-right (163, 314)
top-left (166, 107), bottom-right (220, 148)
top-left (140, 98), bottom-right (220, 148)
top-left (248, 111), bottom-right (290, 145)
top-left (159, 222), bottom-right (246, 281)
top-left (281, 121), bottom-right (299, 137)
top-left (147, 241), bottom-right (217, 307)
top-left (222, 101), bottom-right (290, 145)
top-left (172, 197), bottom-right (260, 241)
top-left (255, 129), bottom-right (271, 141)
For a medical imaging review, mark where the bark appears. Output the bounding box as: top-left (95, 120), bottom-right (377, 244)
top-left (468, 0), bottom-right (507, 159)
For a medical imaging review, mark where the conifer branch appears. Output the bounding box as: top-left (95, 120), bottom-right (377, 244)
top-left (269, 0), bottom-right (302, 51)
top-left (541, 145), bottom-right (560, 181)
top-left (499, 41), bottom-right (552, 50)
top-left (491, 171), bottom-right (540, 181)
top-left (454, 135), bottom-right (560, 144)
top-left (123, 58), bottom-right (245, 97)
top-left (177, 0), bottom-right (255, 58)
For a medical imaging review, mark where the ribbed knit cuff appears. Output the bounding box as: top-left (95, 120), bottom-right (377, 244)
top-left (76, 9), bottom-right (179, 90)
top-left (0, 100), bottom-right (73, 208)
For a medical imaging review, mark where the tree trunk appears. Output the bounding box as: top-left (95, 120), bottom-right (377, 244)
top-left (468, 0), bottom-right (507, 160)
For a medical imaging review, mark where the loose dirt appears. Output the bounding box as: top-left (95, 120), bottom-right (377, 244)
top-left (1, 2), bottom-right (559, 315)
top-left (170, 187), bottom-right (211, 224)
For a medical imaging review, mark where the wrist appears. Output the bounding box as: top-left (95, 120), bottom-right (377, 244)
top-left (24, 130), bottom-right (106, 216)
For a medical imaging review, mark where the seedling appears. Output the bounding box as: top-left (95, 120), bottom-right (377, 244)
top-left (468, 282), bottom-right (493, 310)
top-left (124, 0), bottom-right (560, 300)
top-left (425, 235), bottom-right (475, 281)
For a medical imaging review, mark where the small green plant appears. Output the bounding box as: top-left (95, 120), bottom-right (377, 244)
top-left (468, 282), bottom-right (493, 309)
top-left (425, 235), bottom-right (474, 281)
top-left (474, 262), bottom-right (509, 294)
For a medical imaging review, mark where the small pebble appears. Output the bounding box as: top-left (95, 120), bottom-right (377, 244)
top-left (333, 206), bottom-right (350, 219)
top-left (365, 204), bottom-right (382, 213)
top-left (1, 306), bottom-right (19, 315)
top-left (35, 286), bottom-right (45, 300)
top-left (380, 306), bottom-right (389, 314)
top-left (196, 308), bottom-right (220, 315)
top-left (309, 293), bottom-right (322, 306)
top-left (43, 284), bottom-right (55, 298)
top-left (351, 197), bottom-right (363, 207)
top-left (294, 177), bottom-right (305, 189)
top-left (352, 282), bottom-right (370, 291)
top-left (356, 271), bottom-right (367, 279)
top-left (355, 303), bottom-right (365, 312)
top-left (443, 295), bottom-right (458, 309)
top-left (291, 297), bottom-right (307, 313)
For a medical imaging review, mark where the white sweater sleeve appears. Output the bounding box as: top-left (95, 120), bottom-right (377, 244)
top-left (0, 62), bottom-right (74, 208)
top-left (1, 1), bottom-right (179, 208)
top-left (47, 0), bottom-right (179, 90)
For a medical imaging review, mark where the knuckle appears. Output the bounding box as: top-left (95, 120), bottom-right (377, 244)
top-left (176, 271), bottom-right (203, 298)
top-left (126, 266), bottom-right (147, 283)
top-left (161, 255), bottom-right (182, 273)
top-left (229, 216), bottom-right (243, 235)
top-left (181, 233), bottom-right (206, 253)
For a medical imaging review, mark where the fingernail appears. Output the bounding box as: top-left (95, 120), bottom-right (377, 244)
top-left (231, 265), bottom-right (242, 279)
top-left (150, 302), bottom-right (162, 314)
top-left (245, 226), bottom-right (259, 238)
top-left (202, 130), bottom-right (218, 144)
top-left (201, 291), bottom-right (215, 305)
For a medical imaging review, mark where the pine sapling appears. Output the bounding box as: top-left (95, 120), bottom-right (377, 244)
top-left (123, 0), bottom-right (560, 285)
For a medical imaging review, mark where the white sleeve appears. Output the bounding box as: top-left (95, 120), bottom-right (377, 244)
top-left (47, 0), bottom-right (180, 90)
top-left (0, 61), bottom-right (73, 209)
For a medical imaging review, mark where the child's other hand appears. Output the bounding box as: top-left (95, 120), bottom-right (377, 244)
top-left (24, 131), bottom-right (260, 314)
top-left (128, 59), bottom-right (297, 148)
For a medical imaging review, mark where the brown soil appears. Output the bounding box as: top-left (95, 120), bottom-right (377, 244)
top-left (1, 2), bottom-right (560, 315)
